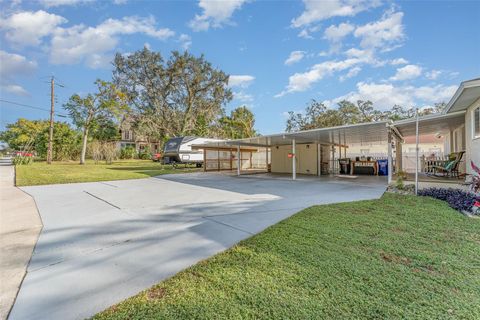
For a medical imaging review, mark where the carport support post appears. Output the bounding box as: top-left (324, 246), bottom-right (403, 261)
top-left (415, 109), bottom-right (419, 195)
top-left (292, 139), bottom-right (296, 180)
top-left (203, 149), bottom-right (206, 172)
top-left (387, 131), bottom-right (393, 184)
top-left (265, 147), bottom-right (269, 171)
top-left (317, 143), bottom-right (321, 176)
top-left (395, 139), bottom-right (403, 173)
top-left (237, 145), bottom-right (240, 176)
top-left (331, 145), bottom-right (335, 174)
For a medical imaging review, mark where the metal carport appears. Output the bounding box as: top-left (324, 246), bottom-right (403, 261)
top-left (193, 121), bottom-right (393, 181)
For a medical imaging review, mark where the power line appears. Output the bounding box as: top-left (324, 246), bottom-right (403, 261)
top-left (0, 99), bottom-right (68, 117)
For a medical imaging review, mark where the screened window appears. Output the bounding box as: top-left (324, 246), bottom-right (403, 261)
top-left (474, 106), bottom-right (480, 138)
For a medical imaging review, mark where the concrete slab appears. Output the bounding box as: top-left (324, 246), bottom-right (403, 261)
top-left (0, 160), bottom-right (42, 320)
top-left (10, 172), bottom-right (386, 320)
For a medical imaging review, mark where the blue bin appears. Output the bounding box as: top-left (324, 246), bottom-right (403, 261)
top-left (377, 159), bottom-right (388, 176)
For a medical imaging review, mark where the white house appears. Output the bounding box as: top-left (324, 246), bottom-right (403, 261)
top-left (444, 78), bottom-right (480, 174)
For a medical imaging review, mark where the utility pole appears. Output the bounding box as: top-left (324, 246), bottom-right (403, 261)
top-left (47, 76), bottom-right (54, 164)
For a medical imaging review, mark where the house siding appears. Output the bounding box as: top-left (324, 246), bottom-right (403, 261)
top-left (465, 97), bottom-right (480, 174)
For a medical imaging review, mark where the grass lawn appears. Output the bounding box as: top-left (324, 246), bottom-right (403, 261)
top-left (15, 160), bottom-right (200, 186)
top-left (94, 193), bottom-right (480, 320)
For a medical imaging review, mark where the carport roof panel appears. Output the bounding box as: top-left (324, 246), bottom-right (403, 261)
top-left (193, 121), bottom-right (390, 148)
top-left (392, 111), bottom-right (465, 137)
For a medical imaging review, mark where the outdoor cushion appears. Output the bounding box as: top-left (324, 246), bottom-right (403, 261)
top-left (444, 161), bottom-right (455, 171)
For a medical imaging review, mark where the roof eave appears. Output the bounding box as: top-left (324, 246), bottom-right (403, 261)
top-left (444, 78), bottom-right (480, 114)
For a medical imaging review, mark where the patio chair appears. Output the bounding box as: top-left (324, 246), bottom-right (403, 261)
top-left (427, 151), bottom-right (465, 178)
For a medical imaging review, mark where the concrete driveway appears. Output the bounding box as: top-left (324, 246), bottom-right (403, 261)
top-left (10, 173), bottom-right (386, 320)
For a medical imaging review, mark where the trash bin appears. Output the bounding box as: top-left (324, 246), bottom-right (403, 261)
top-left (338, 158), bottom-right (351, 174)
top-left (377, 159), bottom-right (388, 176)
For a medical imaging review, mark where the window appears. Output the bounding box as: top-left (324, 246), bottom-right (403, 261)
top-left (474, 106), bottom-right (480, 138)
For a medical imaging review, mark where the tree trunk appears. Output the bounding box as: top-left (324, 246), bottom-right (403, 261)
top-left (80, 127), bottom-right (89, 165)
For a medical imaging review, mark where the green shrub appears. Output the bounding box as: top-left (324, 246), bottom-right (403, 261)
top-left (120, 146), bottom-right (136, 159)
top-left (138, 147), bottom-right (151, 160)
top-left (13, 156), bottom-right (33, 165)
top-left (395, 170), bottom-right (408, 190)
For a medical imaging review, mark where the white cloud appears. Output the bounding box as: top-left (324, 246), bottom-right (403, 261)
top-left (426, 69), bottom-right (442, 80)
top-left (1, 10), bottom-right (175, 68)
top-left (297, 25), bottom-right (321, 39)
top-left (233, 91), bottom-right (254, 102)
top-left (353, 10), bottom-right (405, 51)
top-left (2, 84), bottom-right (30, 96)
top-left (279, 16), bottom-right (409, 98)
top-left (39, 0), bottom-right (93, 7)
top-left (189, 0), bottom-right (247, 31)
top-left (323, 22), bottom-right (355, 54)
top-left (298, 29), bottom-right (313, 39)
top-left (330, 81), bottom-right (457, 110)
top-left (285, 51), bottom-right (305, 65)
top-left (324, 22), bottom-right (354, 42)
top-left (390, 64), bottom-right (422, 81)
top-left (178, 34), bottom-right (192, 50)
top-left (277, 45), bottom-right (389, 97)
top-left (0, 50), bottom-right (37, 96)
top-left (0, 50), bottom-right (37, 76)
top-left (292, 0), bottom-right (381, 28)
top-left (343, 48), bottom-right (382, 67)
top-left (229, 75), bottom-right (255, 88)
top-left (276, 58), bottom-right (361, 97)
top-left (39, 0), bottom-right (127, 6)
top-left (0, 10), bottom-right (67, 46)
top-left (339, 66), bottom-right (361, 81)
top-left (389, 57), bottom-right (408, 65)
top-left (49, 16), bottom-right (175, 68)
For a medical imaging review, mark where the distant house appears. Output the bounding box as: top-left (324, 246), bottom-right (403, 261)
top-left (117, 118), bottom-right (161, 154)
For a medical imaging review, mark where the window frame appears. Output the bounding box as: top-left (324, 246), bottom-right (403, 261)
top-left (473, 105), bottom-right (480, 139)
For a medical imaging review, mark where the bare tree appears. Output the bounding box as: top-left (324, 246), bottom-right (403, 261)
top-left (64, 80), bottom-right (128, 164)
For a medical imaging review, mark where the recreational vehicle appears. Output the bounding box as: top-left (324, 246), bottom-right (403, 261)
top-left (163, 136), bottom-right (222, 167)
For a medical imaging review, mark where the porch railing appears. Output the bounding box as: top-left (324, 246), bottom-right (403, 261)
top-left (423, 156), bottom-right (449, 173)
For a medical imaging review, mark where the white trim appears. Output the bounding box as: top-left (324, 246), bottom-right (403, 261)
top-left (392, 110), bottom-right (466, 126)
top-left (444, 78), bottom-right (480, 114)
top-left (473, 105), bottom-right (480, 139)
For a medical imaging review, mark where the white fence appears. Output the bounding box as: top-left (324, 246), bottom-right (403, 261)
top-left (402, 153), bottom-right (447, 173)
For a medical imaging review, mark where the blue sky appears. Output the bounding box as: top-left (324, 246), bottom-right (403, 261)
top-left (1, 0), bottom-right (479, 134)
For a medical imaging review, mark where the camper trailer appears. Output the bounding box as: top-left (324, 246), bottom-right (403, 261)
top-left (163, 136), bottom-right (221, 167)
